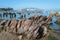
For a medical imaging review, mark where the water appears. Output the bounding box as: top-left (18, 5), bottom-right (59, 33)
top-left (50, 16), bottom-right (60, 29)
top-left (0, 9), bottom-right (60, 29)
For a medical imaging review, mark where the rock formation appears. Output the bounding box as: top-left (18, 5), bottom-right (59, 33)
top-left (56, 11), bottom-right (60, 17)
top-left (0, 15), bottom-right (52, 40)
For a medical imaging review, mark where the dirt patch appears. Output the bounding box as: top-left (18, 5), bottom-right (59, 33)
top-left (0, 31), bottom-right (18, 40)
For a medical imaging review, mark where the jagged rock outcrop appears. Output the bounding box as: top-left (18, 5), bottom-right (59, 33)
top-left (0, 15), bottom-right (52, 40)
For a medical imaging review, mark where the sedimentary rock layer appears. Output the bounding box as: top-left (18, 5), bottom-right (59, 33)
top-left (0, 15), bottom-right (52, 40)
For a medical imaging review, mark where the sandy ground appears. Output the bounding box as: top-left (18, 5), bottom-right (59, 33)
top-left (49, 30), bottom-right (60, 40)
top-left (0, 31), bottom-right (18, 40)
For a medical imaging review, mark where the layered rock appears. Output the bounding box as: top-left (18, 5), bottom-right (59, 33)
top-left (0, 15), bottom-right (52, 40)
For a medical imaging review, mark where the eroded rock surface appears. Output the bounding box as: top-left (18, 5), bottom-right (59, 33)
top-left (0, 15), bottom-right (52, 40)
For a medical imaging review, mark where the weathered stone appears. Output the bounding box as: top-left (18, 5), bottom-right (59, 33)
top-left (42, 26), bottom-right (47, 37)
top-left (18, 35), bottom-right (22, 40)
top-left (17, 26), bottom-right (29, 34)
top-left (33, 28), bottom-right (39, 38)
top-left (17, 20), bottom-right (21, 29)
top-left (56, 11), bottom-right (60, 17)
top-left (0, 15), bottom-right (52, 40)
top-left (10, 20), bottom-right (17, 29)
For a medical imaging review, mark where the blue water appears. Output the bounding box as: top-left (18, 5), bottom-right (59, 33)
top-left (0, 10), bottom-right (60, 29)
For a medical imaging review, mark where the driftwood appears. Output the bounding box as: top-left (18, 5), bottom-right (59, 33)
top-left (0, 15), bottom-right (52, 40)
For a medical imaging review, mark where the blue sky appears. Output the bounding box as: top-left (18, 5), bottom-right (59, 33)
top-left (0, 0), bottom-right (60, 10)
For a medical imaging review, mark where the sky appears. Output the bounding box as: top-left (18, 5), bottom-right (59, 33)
top-left (0, 0), bottom-right (60, 10)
